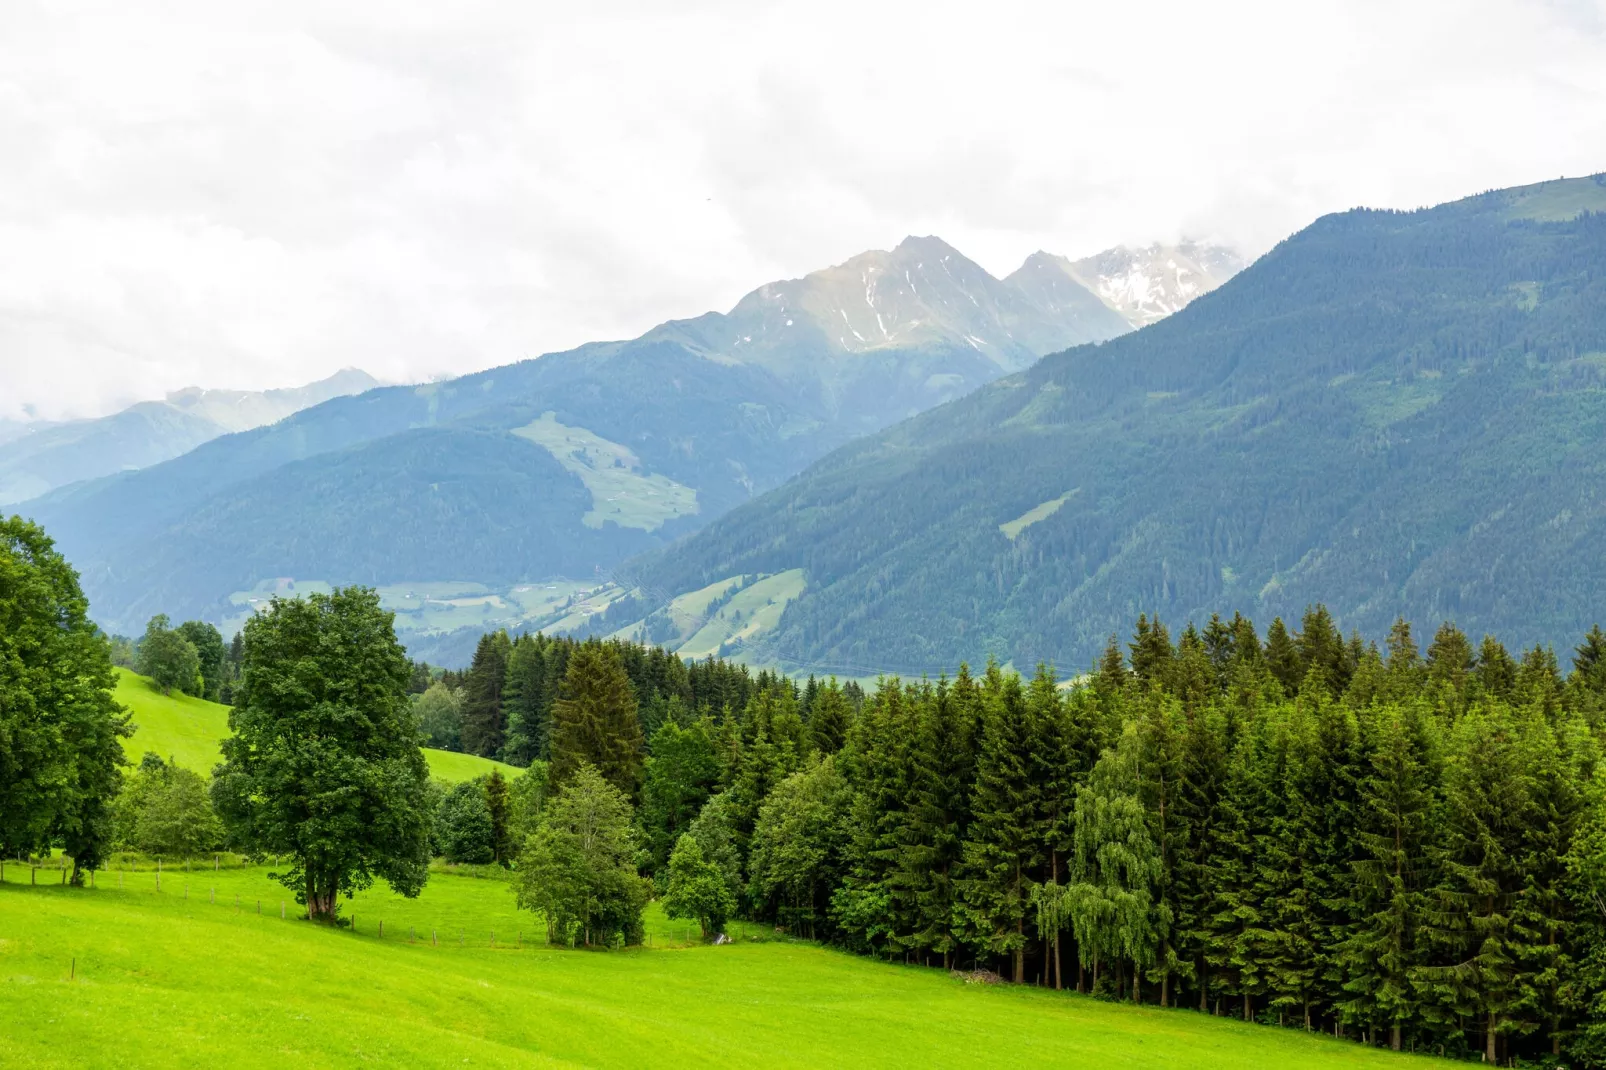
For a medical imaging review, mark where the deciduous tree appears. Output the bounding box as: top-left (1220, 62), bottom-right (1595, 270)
top-left (212, 586), bottom-right (431, 922)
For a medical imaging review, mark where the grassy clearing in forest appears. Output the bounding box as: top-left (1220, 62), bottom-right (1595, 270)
top-left (115, 668), bottom-right (518, 784)
top-left (0, 865), bottom-right (1447, 1069)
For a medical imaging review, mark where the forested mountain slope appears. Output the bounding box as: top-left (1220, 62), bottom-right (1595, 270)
top-left (0, 368), bottom-right (376, 505)
top-left (611, 175), bottom-right (1606, 675)
top-left (19, 238), bottom-right (1236, 638)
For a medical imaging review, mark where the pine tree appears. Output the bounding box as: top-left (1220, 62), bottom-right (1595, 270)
top-left (1297, 605), bottom-right (1351, 694)
top-left (834, 678), bottom-right (917, 955)
top-left (1416, 705), bottom-right (1536, 1064)
top-left (1265, 618), bottom-right (1302, 697)
top-left (1026, 665), bottom-right (1079, 988)
top-left (1476, 635), bottom-right (1518, 703)
top-left (1205, 704), bottom-right (1277, 1020)
top-left (808, 678), bottom-right (855, 755)
top-left (1511, 706), bottom-right (1597, 1058)
top-left (1341, 703), bottom-right (1438, 1050)
top-left (502, 634), bottom-right (551, 765)
top-left (549, 641), bottom-right (644, 798)
top-left (460, 631), bottom-right (511, 758)
top-left (959, 663), bottom-right (1040, 981)
top-left (901, 672), bottom-right (980, 968)
top-left (1425, 621), bottom-right (1476, 714)
top-left (484, 769), bottom-right (512, 865)
top-left (1129, 615), bottom-right (1175, 687)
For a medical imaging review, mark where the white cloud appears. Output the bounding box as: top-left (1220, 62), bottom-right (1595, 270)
top-left (1, 0), bottom-right (1603, 418)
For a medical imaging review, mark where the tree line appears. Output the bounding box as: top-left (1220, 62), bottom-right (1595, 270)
top-left (563, 608), bottom-right (1606, 1065)
top-left (7, 512), bottom-right (1606, 1064)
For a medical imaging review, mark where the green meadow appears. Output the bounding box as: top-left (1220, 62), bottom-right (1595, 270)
top-left (0, 864), bottom-right (1447, 1069)
top-left (115, 668), bottom-right (519, 783)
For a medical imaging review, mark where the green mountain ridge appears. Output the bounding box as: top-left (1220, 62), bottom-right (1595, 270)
top-left (605, 174), bottom-right (1606, 676)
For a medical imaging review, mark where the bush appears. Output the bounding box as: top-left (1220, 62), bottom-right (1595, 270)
top-left (436, 779), bottom-right (494, 864)
top-left (113, 753), bottom-right (223, 857)
top-left (413, 683), bottom-right (463, 751)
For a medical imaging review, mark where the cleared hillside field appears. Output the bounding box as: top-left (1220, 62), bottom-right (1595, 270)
top-left (0, 866), bottom-right (1444, 1069)
top-left (114, 668), bottom-right (519, 783)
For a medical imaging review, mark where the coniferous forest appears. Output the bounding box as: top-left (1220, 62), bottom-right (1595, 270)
top-left (426, 607), bottom-right (1606, 1066)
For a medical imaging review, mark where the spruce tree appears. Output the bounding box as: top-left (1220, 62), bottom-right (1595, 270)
top-left (902, 674), bottom-right (978, 968)
top-left (808, 678), bottom-right (854, 754)
top-left (502, 634), bottom-right (551, 765)
top-left (1476, 635), bottom-right (1518, 703)
top-left (549, 641), bottom-right (644, 798)
top-left (959, 664), bottom-right (1040, 981)
top-left (1265, 618), bottom-right (1302, 697)
top-left (1341, 703), bottom-right (1438, 1050)
top-left (834, 678), bottom-right (916, 955)
top-left (460, 630), bottom-right (511, 758)
top-left (1416, 705), bottom-right (1536, 1064)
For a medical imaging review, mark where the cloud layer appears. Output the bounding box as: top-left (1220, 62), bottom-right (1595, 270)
top-left (3, 0), bottom-right (1604, 419)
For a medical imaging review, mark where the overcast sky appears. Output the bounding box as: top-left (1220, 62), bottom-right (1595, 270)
top-left (3, 0), bottom-right (1604, 420)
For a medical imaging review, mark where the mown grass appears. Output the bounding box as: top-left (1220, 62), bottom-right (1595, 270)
top-left (0, 864), bottom-right (1448, 1068)
top-left (115, 668), bottom-right (521, 783)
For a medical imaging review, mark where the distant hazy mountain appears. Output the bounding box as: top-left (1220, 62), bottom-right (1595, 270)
top-left (602, 174), bottom-right (1606, 675)
top-left (0, 368), bottom-right (378, 506)
top-left (18, 236), bottom-right (1237, 639)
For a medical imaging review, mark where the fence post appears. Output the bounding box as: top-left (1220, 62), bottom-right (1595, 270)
top-left (433, 930), bottom-right (437, 947)
top-left (280, 901), bottom-right (285, 920)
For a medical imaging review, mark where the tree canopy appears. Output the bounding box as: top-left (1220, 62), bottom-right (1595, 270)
top-left (211, 586), bottom-right (432, 922)
top-left (0, 516), bottom-right (128, 878)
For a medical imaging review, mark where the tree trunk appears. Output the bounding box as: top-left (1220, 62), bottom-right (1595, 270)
top-left (1391, 1023), bottom-right (1401, 1052)
top-left (1053, 932), bottom-right (1062, 992)
top-left (1014, 914), bottom-right (1025, 983)
top-left (1199, 962), bottom-right (1208, 1012)
top-left (1485, 1012), bottom-right (1496, 1065)
top-left (305, 873), bottom-right (335, 922)
top-left (1243, 993), bottom-right (1251, 1022)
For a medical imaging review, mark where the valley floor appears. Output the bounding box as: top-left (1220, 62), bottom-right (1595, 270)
top-left (1, 865), bottom-right (1443, 1068)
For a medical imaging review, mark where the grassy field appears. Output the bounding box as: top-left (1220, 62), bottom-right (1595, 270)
top-left (115, 668), bottom-right (519, 784)
top-left (0, 864), bottom-right (1447, 1069)
top-left (513, 412), bottom-right (699, 531)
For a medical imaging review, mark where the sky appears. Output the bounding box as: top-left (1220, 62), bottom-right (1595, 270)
top-left (2, 0), bottom-right (1604, 420)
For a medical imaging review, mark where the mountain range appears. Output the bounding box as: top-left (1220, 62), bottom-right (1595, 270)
top-left (596, 174), bottom-right (1606, 675)
top-left (15, 237), bottom-right (1240, 643)
top-left (0, 369), bottom-right (379, 506)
